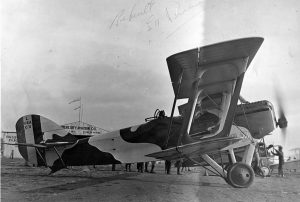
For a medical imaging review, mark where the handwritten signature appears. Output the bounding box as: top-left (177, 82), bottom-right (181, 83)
top-left (109, 0), bottom-right (203, 38)
top-left (165, 0), bottom-right (202, 23)
top-left (109, 0), bottom-right (155, 29)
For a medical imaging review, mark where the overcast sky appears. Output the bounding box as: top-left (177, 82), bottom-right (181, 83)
top-left (2, 0), bottom-right (300, 155)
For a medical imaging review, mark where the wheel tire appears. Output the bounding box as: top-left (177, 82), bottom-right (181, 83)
top-left (260, 166), bottom-right (270, 177)
top-left (223, 163), bottom-right (234, 186)
top-left (226, 162), bottom-right (254, 188)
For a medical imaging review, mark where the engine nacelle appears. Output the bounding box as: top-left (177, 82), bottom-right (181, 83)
top-left (234, 100), bottom-right (277, 139)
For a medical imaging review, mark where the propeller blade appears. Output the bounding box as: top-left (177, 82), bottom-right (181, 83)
top-left (273, 81), bottom-right (288, 145)
top-left (274, 85), bottom-right (288, 129)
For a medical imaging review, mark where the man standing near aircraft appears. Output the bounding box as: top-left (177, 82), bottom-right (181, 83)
top-left (144, 162), bottom-right (149, 172)
top-left (272, 146), bottom-right (284, 177)
top-left (165, 160), bottom-right (171, 174)
top-left (175, 159), bottom-right (182, 175)
top-left (150, 161), bottom-right (156, 173)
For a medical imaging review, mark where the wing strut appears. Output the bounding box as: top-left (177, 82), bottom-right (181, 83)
top-left (166, 69), bottom-right (184, 148)
top-left (184, 155), bottom-right (220, 176)
top-left (176, 80), bottom-right (203, 149)
top-left (53, 146), bottom-right (67, 168)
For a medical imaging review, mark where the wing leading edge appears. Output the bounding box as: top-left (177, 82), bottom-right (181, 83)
top-left (167, 37), bottom-right (264, 99)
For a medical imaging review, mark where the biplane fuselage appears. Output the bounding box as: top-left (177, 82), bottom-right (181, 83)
top-left (14, 37), bottom-right (275, 188)
top-left (17, 99), bottom-right (276, 173)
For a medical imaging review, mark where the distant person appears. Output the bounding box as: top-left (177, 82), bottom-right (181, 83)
top-left (137, 162), bottom-right (144, 173)
top-left (125, 163), bottom-right (131, 172)
top-left (175, 159), bottom-right (182, 175)
top-left (272, 146), bottom-right (284, 177)
top-left (112, 164), bottom-right (116, 171)
top-left (150, 161), bottom-right (156, 173)
top-left (181, 160), bottom-right (191, 172)
top-left (144, 162), bottom-right (149, 172)
top-left (181, 165), bottom-right (191, 172)
top-left (10, 150), bottom-right (14, 159)
top-left (165, 160), bottom-right (171, 174)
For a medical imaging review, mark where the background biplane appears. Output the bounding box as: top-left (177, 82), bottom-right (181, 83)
top-left (9, 37), bottom-right (287, 188)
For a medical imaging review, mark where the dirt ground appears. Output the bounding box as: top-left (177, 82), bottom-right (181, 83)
top-left (1, 157), bottom-right (300, 202)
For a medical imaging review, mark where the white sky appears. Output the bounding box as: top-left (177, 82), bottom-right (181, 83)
top-left (1, 0), bottom-right (300, 156)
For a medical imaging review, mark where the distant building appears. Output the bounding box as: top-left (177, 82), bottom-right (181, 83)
top-left (61, 121), bottom-right (109, 136)
top-left (1, 131), bottom-right (22, 158)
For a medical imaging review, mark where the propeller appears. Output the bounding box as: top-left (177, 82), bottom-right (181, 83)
top-left (274, 86), bottom-right (288, 141)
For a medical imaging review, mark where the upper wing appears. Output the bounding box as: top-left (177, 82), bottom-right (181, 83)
top-left (167, 37), bottom-right (264, 99)
top-left (167, 37), bottom-right (264, 140)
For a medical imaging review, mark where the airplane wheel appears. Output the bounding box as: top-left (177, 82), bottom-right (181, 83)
top-left (223, 164), bottom-right (234, 185)
top-left (226, 163), bottom-right (254, 188)
top-left (260, 166), bottom-right (270, 177)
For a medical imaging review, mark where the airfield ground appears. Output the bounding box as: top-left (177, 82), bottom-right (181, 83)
top-left (1, 157), bottom-right (300, 202)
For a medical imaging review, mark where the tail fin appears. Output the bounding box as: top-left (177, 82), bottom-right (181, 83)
top-left (16, 114), bottom-right (68, 166)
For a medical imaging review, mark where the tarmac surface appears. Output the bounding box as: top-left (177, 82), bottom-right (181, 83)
top-left (1, 157), bottom-right (300, 202)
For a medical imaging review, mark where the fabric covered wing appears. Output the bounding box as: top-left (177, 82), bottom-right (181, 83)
top-left (146, 137), bottom-right (241, 160)
top-left (167, 37), bottom-right (264, 99)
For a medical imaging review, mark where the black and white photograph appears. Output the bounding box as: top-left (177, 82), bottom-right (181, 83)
top-left (1, 0), bottom-right (300, 201)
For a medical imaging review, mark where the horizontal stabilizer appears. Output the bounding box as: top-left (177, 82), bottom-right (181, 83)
top-left (4, 141), bottom-right (76, 148)
top-left (43, 142), bottom-right (77, 147)
top-left (3, 142), bottom-right (47, 148)
top-left (146, 137), bottom-right (241, 160)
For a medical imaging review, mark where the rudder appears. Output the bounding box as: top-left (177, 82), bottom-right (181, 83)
top-left (16, 114), bottom-right (68, 166)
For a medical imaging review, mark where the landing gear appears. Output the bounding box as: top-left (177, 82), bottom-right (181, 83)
top-left (260, 166), bottom-right (270, 177)
top-left (226, 162), bottom-right (254, 188)
top-left (186, 143), bottom-right (256, 188)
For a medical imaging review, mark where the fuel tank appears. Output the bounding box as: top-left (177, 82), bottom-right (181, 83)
top-left (234, 100), bottom-right (276, 139)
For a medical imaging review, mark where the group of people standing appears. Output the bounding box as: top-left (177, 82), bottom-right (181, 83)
top-left (124, 161), bottom-right (156, 173)
top-left (136, 161), bottom-right (156, 173)
top-left (122, 159), bottom-right (187, 175)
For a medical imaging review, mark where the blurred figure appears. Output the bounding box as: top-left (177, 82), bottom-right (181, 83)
top-left (125, 163), bottom-right (131, 172)
top-left (137, 162), bottom-right (144, 173)
top-left (175, 159), bottom-right (182, 175)
top-left (165, 160), bottom-right (171, 174)
top-left (112, 164), bottom-right (116, 171)
top-left (10, 150), bottom-right (14, 159)
top-left (181, 165), bottom-right (191, 172)
top-left (144, 162), bottom-right (149, 172)
top-left (150, 161), bottom-right (156, 173)
top-left (272, 146), bottom-right (284, 177)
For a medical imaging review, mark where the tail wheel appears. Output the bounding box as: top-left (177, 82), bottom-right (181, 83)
top-left (226, 163), bottom-right (254, 188)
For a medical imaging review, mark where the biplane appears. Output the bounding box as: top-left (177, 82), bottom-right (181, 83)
top-left (11, 37), bottom-right (287, 188)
